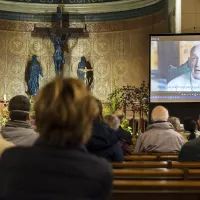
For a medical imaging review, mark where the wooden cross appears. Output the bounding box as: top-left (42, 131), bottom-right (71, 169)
top-left (33, 6), bottom-right (88, 76)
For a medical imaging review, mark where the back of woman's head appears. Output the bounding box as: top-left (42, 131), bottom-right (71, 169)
top-left (104, 114), bottom-right (120, 130)
top-left (184, 118), bottom-right (197, 141)
top-left (35, 78), bottom-right (99, 146)
top-left (168, 117), bottom-right (180, 132)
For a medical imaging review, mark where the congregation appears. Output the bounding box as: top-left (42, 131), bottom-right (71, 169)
top-left (0, 77), bottom-right (200, 199)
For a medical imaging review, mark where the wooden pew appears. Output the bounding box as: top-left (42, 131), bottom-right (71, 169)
top-left (112, 161), bottom-right (200, 169)
top-left (113, 180), bottom-right (200, 190)
top-left (124, 155), bottom-right (178, 161)
top-left (113, 168), bottom-right (200, 180)
top-left (131, 152), bottom-right (178, 155)
top-left (112, 180), bottom-right (200, 200)
top-left (113, 168), bottom-right (183, 180)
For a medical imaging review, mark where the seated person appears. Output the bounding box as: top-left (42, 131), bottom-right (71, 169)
top-left (86, 99), bottom-right (123, 162)
top-left (104, 114), bottom-right (131, 155)
top-left (114, 110), bottom-right (133, 145)
top-left (1, 95), bottom-right (38, 146)
top-left (0, 135), bottom-right (14, 157)
top-left (179, 118), bottom-right (200, 161)
top-left (168, 117), bottom-right (181, 133)
top-left (167, 44), bottom-right (200, 91)
top-left (134, 106), bottom-right (185, 153)
top-left (182, 118), bottom-right (197, 141)
top-left (0, 78), bottom-right (113, 199)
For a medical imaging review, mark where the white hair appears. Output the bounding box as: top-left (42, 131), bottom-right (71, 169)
top-left (104, 114), bottom-right (120, 130)
top-left (169, 117), bottom-right (180, 132)
top-left (151, 106), bottom-right (169, 122)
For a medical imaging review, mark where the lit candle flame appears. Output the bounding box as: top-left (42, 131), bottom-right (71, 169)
top-left (3, 94), bottom-right (6, 102)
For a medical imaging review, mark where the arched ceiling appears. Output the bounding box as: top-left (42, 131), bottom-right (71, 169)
top-left (0, 0), bottom-right (165, 22)
top-left (0, 0), bottom-right (162, 14)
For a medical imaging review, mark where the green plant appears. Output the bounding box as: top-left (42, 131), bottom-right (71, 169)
top-left (121, 119), bottom-right (132, 133)
top-left (105, 81), bottom-right (149, 117)
top-left (103, 75), bottom-right (122, 115)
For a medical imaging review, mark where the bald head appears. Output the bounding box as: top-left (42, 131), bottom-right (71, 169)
top-left (190, 44), bottom-right (200, 56)
top-left (189, 44), bottom-right (200, 79)
top-left (151, 106), bottom-right (169, 122)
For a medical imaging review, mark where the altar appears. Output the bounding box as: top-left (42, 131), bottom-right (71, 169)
top-left (0, 0), bottom-right (167, 102)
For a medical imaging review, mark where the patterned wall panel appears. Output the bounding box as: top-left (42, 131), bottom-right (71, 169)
top-left (0, 10), bottom-right (167, 101)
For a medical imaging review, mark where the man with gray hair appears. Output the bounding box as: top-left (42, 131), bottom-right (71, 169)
top-left (134, 106), bottom-right (184, 153)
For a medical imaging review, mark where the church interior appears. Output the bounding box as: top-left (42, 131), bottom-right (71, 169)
top-left (1, 0), bottom-right (200, 199)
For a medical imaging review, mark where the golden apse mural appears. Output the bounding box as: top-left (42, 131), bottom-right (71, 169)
top-left (0, 9), bottom-right (167, 101)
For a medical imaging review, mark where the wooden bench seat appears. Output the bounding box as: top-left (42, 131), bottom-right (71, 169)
top-left (112, 161), bottom-right (200, 169)
top-left (124, 155), bottom-right (178, 161)
top-left (112, 180), bottom-right (200, 200)
top-left (113, 180), bottom-right (200, 190)
top-left (113, 168), bottom-right (200, 180)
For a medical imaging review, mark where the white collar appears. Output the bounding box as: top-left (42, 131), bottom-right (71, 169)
top-left (190, 73), bottom-right (200, 91)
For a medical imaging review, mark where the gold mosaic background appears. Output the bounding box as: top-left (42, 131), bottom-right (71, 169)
top-left (0, 10), bottom-right (167, 101)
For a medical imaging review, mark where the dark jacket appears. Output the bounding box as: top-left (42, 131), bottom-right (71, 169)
top-left (86, 122), bottom-right (124, 162)
top-left (0, 139), bottom-right (113, 200)
top-left (179, 137), bottom-right (200, 161)
top-left (1, 120), bottom-right (39, 146)
top-left (118, 126), bottom-right (133, 145)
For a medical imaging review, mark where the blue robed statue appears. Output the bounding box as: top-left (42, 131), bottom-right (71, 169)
top-left (26, 55), bottom-right (43, 96)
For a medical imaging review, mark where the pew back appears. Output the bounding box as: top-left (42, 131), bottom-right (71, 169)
top-left (113, 180), bottom-right (200, 200)
top-left (113, 168), bottom-right (200, 180)
top-left (124, 155), bottom-right (178, 161)
top-left (112, 161), bottom-right (200, 169)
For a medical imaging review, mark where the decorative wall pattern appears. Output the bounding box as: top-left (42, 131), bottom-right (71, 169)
top-left (0, 10), bottom-right (167, 101)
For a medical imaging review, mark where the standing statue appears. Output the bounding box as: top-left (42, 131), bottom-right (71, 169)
top-left (77, 56), bottom-right (93, 88)
top-left (77, 56), bottom-right (87, 81)
top-left (26, 55), bottom-right (43, 96)
top-left (48, 31), bottom-right (71, 76)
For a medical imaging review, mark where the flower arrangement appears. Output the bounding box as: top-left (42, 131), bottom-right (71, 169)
top-left (30, 99), bottom-right (35, 117)
top-left (103, 80), bottom-right (149, 134)
top-left (0, 103), bottom-right (9, 127)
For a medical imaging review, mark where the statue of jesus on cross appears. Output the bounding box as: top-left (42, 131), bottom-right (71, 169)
top-left (48, 30), bottom-right (71, 75)
top-left (33, 6), bottom-right (88, 76)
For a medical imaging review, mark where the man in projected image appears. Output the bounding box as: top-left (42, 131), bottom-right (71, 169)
top-left (167, 44), bottom-right (200, 91)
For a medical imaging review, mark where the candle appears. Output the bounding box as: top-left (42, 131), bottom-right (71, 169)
top-left (3, 94), bottom-right (6, 102)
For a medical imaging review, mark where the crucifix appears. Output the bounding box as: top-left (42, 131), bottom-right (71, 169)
top-left (33, 6), bottom-right (88, 76)
top-left (78, 67), bottom-right (93, 87)
top-left (77, 56), bottom-right (93, 89)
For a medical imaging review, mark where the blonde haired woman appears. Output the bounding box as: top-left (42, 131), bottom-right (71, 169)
top-left (0, 78), bottom-right (113, 199)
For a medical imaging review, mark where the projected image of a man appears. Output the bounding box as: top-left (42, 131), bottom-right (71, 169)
top-left (190, 45), bottom-right (200, 79)
top-left (167, 44), bottom-right (200, 91)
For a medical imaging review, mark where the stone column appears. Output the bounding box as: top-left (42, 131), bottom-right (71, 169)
top-left (168, 0), bottom-right (181, 33)
top-left (175, 0), bottom-right (181, 33)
